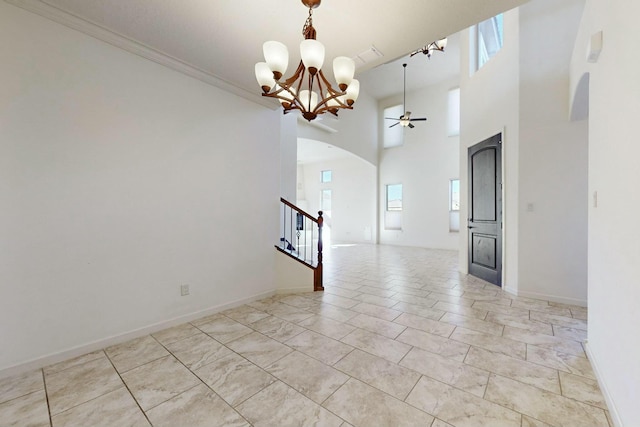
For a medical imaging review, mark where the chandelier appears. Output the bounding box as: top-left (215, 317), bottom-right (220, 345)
top-left (254, 0), bottom-right (359, 121)
top-left (409, 38), bottom-right (448, 58)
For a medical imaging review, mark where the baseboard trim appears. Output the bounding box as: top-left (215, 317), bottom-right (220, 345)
top-left (584, 341), bottom-right (622, 427)
top-left (0, 290), bottom-right (275, 380)
top-left (513, 289), bottom-right (587, 307)
top-left (276, 286), bottom-right (313, 294)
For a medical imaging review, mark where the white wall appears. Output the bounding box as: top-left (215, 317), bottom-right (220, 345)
top-left (0, 3), bottom-right (280, 372)
top-left (280, 114), bottom-right (298, 202)
top-left (459, 8), bottom-right (520, 292)
top-left (378, 78), bottom-right (460, 250)
top-left (297, 90), bottom-right (379, 166)
top-left (570, 0), bottom-right (640, 424)
top-left (298, 156), bottom-right (377, 244)
top-left (517, 0), bottom-right (588, 305)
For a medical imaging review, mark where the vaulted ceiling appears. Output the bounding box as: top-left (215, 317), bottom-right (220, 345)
top-left (17, 0), bottom-right (529, 102)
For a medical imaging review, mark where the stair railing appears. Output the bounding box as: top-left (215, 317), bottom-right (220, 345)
top-left (277, 198), bottom-right (324, 291)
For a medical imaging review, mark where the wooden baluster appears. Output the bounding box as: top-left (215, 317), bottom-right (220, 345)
top-left (315, 211), bottom-right (324, 291)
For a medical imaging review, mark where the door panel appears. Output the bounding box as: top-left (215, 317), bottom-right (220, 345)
top-left (468, 134), bottom-right (502, 287)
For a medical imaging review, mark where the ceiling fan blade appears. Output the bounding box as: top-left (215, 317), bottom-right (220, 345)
top-left (408, 123), bottom-right (415, 129)
top-left (410, 118), bottom-right (427, 121)
top-left (389, 122), bottom-right (400, 128)
top-left (385, 117), bottom-right (400, 120)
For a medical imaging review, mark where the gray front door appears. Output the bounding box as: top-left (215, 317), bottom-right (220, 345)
top-left (468, 134), bottom-right (502, 287)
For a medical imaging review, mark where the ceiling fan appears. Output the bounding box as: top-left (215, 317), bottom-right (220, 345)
top-left (385, 63), bottom-right (427, 129)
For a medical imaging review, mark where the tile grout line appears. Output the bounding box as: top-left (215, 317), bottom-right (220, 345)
top-left (41, 369), bottom-right (53, 427)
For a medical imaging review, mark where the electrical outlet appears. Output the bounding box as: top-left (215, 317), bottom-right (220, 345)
top-left (180, 284), bottom-right (190, 296)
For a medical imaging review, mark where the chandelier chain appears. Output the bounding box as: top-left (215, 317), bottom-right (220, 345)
top-left (302, 7), bottom-right (313, 36)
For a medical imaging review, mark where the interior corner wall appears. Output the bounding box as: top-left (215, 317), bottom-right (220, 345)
top-left (280, 114), bottom-right (298, 202)
top-left (378, 78), bottom-right (460, 250)
top-left (570, 0), bottom-right (640, 424)
top-left (517, 0), bottom-right (588, 306)
top-left (0, 3), bottom-right (280, 372)
top-left (459, 8), bottom-right (520, 292)
top-left (299, 157), bottom-right (377, 244)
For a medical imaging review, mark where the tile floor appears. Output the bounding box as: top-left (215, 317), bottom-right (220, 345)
top-left (0, 244), bottom-right (611, 427)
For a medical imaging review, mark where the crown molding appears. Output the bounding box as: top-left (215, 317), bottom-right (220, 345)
top-left (4, 0), bottom-right (277, 110)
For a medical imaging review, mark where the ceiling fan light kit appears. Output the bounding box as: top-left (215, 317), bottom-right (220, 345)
top-left (410, 37), bottom-right (448, 58)
top-left (254, 0), bottom-right (359, 121)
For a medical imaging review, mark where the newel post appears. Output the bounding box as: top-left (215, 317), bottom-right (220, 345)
top-left (314, 211), bottom-right (324, 291)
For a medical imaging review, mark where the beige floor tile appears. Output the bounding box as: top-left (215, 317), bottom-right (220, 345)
top-left (559, 371), bottom-right (608, 410)
top-left (315, 293), bottom-right (360, 309)
top-left (354, 285), bottom-right (397, 298)
top-left (570, 307), bottom-right (588, 320)
top-left (440, 312), bottom-right (504, 336)
top-left (265, 351), bottom-right (349, 403)
top-left (306, 303), bottom-right (359, 323)
top-left (485, 312), bottom-right (553, 335)
top-left (525, 346), bottom-right (595, 379)
top-left (391, 286), bottom-right (433, 298)
top-left (151, 322), bottom-right (201, 346)
top-left (320, 287), bottom-right (362, 300)
top-left (428, 292), bottom-right (475, 307)
top-left (485, 374), bottom-right (609, 426)
top-left (471, 301), bottom-right (530, 319)
top-left (296, 315), bottom-right (356, 340)
top-left (105, 335), bottom-right (169, 373)
top-left (194, 316), bottom-right (254, 344)
top-left (346, 313), bottom-right (406, 339)
top-left (553, 325), bottom-right (588, 342)
top-left (521, 415), bottom-right (554, 427)
top-left (278, 294), bottom-right (322, 310)
top-left (433, 301), bottom-right (488, 320)
top-left (352, 293), bottom-right (398, 308)
top-left (400, 347), bottom-right (489, 397)
top-left (264, 302), bottom-right (315, 322)
top-left (334, 349), bottom-right (420, 400)
top-left (392, 292), bottom-right (440, 308)
top-left (350, 302), bottom-right (403, 321)
top-left (405, 376), bottom-right (521, 427)
top-left (529, 311), bottom-right (588, 330)
top-left (393, 313), bottom-right (455, 337)
top-left (44, 351), bottom-right (105, 376)
top-left (324, 378), bottom-right (434, 426)
top-left (145, 383), bottom-right (248, 427)
top-left (164, 332), bottom-right (233, 370)
top-left (221, 305), bottom-right (270, 325)
top-left (0, 390), bottom-right (50, 427)
top-left (249, 315), bottom-right (306, 342)
top-left (511, 299), bottom-right (572, 316)
top-left (503, 326), bottom-right (586, 357)
top-left (431, 419), bottom-right (455, 427)
top-left (391, 301), bottom-right (445, 320)
top-left (464, 346), bottom-right (560, 393)
top-left (285, 330), bottom-right (354, 366)
top-left (237, 381), bottom-right (343, 427)
top-left (121, 355), bottom-right (200, 411)
top-left (225, 332), bottom-right (292, 368)
top-left (340, 328), bottom-right (411, 363)
top-left (0, 369), bottom-right (44, 404)
top-left (51, 387), bottom-right (149, 427)
top-left (46, 355), bottom-right (123, 415)
top-left (450, 327), bottom-right (527, 360)
top-left (194, 353), bottom-right (275, 407)
top-left (395, 328), bottom-right (470, 362)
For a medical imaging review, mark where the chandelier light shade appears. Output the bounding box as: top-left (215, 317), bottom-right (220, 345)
top-left (410, 37), bottom-right (448, 58)
top-left (254, 0), bottom-right (358, 121)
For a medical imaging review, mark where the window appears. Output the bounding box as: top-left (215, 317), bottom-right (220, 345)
top-left (321, 170), bottom-right (332, 183)
top-left (386, 184), bottom-right (403, 211)
top-left (383, 104), bottom-right (404, 148)
top-left (450, 179), bottom-right (460, 211)
top-left (477, 13), bottom-right (504, 69)
top-left (447, 88), bottom-right (460, 137)
top-left (449, 179), bottom-right (460, 232)
top-left (321, 189), bottom-right (332, 212)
